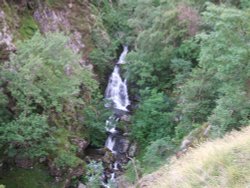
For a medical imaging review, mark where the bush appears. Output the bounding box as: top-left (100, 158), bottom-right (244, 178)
top-left (0, 114), bottom-right (54, 158)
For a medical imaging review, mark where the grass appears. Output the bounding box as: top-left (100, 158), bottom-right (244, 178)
top-left (139, 126), bottom-right (250, 188)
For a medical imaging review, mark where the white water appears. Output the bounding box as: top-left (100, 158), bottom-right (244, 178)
top-left (113, 162), bottom-right (119, 170)
top-left (103, 46), bottom-right (130, 186)
top-left (117, 46), bottom-right (128, 65)
top-left (105, 46), bottom-right (130, 112)
top-left (105, 136), bottom-right (116, 154)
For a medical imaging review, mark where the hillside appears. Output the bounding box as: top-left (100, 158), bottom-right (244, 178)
top-left (139, 126), bottom-right (250, 188)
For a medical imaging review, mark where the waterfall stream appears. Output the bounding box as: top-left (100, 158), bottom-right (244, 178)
top-left (105, 46), bottom-right (130, 112)
top-left (103, 46), bottom-right (130, 187)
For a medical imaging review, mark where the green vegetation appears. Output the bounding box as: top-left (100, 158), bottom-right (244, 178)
top-left (85, 161), bottom-right (104, 188)
top-left (131, 89), bottom-right (175, 146)
top-left (19, 13), bottom-right (38, 40)
top-left (91, 0), bottom-right (250, 177)
top-left (0, 0), bottom-right (250, 187)
top-left (0, 32), bottom-right (101, 168)
top-left (0, 165), bottom-right (62, 188)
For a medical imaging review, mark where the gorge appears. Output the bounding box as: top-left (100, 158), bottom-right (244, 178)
top-left (0, 1), bottom-right (250, 188)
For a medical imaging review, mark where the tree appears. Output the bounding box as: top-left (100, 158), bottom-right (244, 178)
top-left (131, 89), bottom-right (175, 146)
top-left (175, 3), bottom-right (250, 139)
top-left (0, 32), bottom-right (99, 159)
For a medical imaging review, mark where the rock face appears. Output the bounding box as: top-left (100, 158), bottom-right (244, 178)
top-left (34, 6), bottom-right (71, 33)
top-left (0, 9), bottom-right (16, 61)
top-left (33, 2), bottom-right (94, 68)
top-left (70, 137), bottom-right (89, 156)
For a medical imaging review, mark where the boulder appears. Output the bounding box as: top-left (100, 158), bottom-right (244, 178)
top-left (128, 143), bottom-right (137, 157)
top-left (69, 137), bottom-right (89, 155)
top-left (15, 156), bottom-right (33, 169)
top-left (78, 182), bottom-right (86, 188)
top-left (120, 114), bottom-right (131, 122)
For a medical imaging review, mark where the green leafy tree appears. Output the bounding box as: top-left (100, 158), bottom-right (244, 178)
top-left (0, 32), bottom-right (99, 159)
top-left (0, 114), bottom-right (54, 158)
top-left (175, 3), bottom-right (250, 139)
top-left (131, 89), bottom-right (175, 146)
top-left (2, 32), bottom-right (98, 114)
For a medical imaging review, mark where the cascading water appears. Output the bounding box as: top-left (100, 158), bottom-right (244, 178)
top-left (105, 46), bottom-right (130, 112)
top-left (103, 46), bottom-right (130, 187)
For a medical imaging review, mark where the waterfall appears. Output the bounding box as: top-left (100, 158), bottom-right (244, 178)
top-left (105, 46), bottom-right (130, 112)
top-left (103, 46), bottom-right (130, 186)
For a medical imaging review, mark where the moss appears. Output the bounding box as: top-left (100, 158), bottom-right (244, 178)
top-left (19, 13), bottom-right (38, 40)
top-left (0, 165), bottom-right (62, 188)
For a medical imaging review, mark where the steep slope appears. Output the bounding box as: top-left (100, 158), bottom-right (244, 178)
top-left (139, 126), bottom-right (250, 188)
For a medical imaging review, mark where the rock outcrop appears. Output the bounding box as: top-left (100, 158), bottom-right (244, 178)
top-left (0, 9), bottom-right (16, 61)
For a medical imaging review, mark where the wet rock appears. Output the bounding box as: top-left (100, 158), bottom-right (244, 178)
top-left (120, 114), bottom-right (131, 122)
top-left (69, 137), bottom-right (89, 154)
top-left (15, 156), bottom-right (33, 169)
top-left (78, 182), bottom-right (86, 188)
top-left (128, 143), bottom-right (137, 157)
top-left (115, 138), bottom-right (130, 154)
top-left (39, 157), bottom-right (47, 163)
top-left (102, 150), bottom-right (115, 164)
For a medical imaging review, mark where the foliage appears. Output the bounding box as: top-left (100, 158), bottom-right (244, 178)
top-left (19, 13), bottom-right (38, 40)
top-left (175, 3), bottom-right (250, 138)
top-left (0, 32), bottom-right (99, 161)
top-left (54, 150), bottom-right (82, 168)
top-left (85, 161), bottom-right (104, 188)
top-left (89, 41), bottom-right (117, 88)
top-left (131, 89), bottom-right (175, 146)
top-left (83, 97), bottom-right (111, 146)
top-left (0, 114), bottom-right (54, 158)
top-left (2, 32), bottom-right (98, 114)
top-left (125, 0), bottom-right (200, 92)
